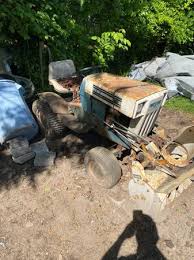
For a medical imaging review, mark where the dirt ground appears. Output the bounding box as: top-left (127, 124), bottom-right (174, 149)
top-left (0, 108), bottom-right (194, 260)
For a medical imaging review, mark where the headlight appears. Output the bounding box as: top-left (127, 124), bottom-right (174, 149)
top-left (136, 102), bottom-right (145, 116)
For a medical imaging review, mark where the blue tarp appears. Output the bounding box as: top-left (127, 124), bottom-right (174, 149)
top-left (0, 79), bottom-right (38, 144)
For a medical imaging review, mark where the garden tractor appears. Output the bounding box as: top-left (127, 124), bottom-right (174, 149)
top-left (33, 72), bottom-right (194, 211)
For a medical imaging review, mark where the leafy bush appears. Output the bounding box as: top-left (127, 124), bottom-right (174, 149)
top-left (91, 30), bottom-right (131, 67)
top-left (0, 0), bottom-right (193, 90)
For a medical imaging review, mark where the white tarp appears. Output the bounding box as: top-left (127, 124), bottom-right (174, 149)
top-left (129, 52), bottom-right (194, 100)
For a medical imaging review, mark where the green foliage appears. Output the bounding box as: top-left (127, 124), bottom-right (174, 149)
top-left (0, 1), bottom-right (68, 42)
top-left (142, 0), bottom-right (194, 44)
top-left (0, 0), bottom-right (193, 90)
top-left (91, 30), bottom-right (131, 67)
top-left (165, 96), bottom-right (194, 114)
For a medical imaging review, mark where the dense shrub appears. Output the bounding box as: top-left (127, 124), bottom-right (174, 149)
top-left (1, 0), bottom-right (193, 89)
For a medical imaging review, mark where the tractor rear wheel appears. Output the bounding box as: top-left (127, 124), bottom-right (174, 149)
top-left (84, 147), bottom-right (121, 189)
top-left (32, 99), bottom-right (67, 138)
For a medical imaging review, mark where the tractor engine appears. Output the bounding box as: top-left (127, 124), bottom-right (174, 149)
top-left (80, 73), bottom-right (167, 141)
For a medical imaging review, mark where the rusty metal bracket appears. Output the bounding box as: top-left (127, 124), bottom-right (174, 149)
top-left (161, 142), bottom-right (189, 168)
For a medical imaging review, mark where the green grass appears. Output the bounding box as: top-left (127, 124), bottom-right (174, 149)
top-left (165, 96), bottom-right (194, 114)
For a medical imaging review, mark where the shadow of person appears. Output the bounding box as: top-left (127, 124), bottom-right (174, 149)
top-left (102, 210), bottom-right (166, 260)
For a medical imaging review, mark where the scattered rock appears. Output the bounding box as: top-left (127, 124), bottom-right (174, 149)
top-left (58, 253), bottom-right (63, 260)
top-left (12, 151), bottom-right (35, 164)
top-left (0, 241), bottom-right (6, 249)
top-left (8, 137), bottom-right (31, 158)
top-left (8, 137), bottom-right (35, 164)
top-left (34, 151), bottom-right (56, 167)
top-left (26, 222), bottom-right (33, 228)
top-left (31, 139), bottom-right (49, 153)
top-left (31, 139), bottom-right (56, 167)
top-left (164, 239), bottom-right (175, 249)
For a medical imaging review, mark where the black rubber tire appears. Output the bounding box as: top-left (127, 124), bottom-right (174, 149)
top-left (32, 99), bottom-right (67, 138)
top-left (84, 147), bottom-right (121, 189)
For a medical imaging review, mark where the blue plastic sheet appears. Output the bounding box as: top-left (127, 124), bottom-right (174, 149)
top-left (0, 79), bottom-right (38, 144)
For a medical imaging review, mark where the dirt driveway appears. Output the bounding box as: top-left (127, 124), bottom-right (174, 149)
top-left (0, 108), bottom-right (194, 260)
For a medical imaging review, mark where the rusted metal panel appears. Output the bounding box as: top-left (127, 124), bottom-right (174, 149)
top-left (86, 73), bottom-right (164, 101)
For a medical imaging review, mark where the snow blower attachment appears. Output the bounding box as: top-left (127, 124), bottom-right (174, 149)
top-left (33, 73), bottom-right (194, 210)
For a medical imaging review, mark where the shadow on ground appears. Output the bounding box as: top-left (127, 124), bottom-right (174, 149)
top-left (47, 131), bottom-right (111, 162)
top-left (0, 131), bottom-right (111, 190)
top-left (0, 148), bottom-right (46, 190)
top-left (102, 210), bottom-right (167, 260)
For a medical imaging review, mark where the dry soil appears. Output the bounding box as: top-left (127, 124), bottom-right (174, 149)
top-left (0, 108), bottom-right (194, 260)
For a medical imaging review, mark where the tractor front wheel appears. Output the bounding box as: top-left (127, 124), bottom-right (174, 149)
top-left (84, 147), bottom-right (121, 189)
